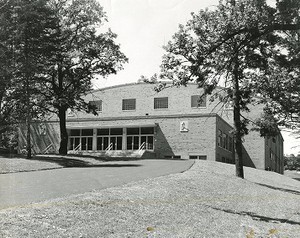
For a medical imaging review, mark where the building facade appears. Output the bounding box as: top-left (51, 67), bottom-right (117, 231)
top-left (19, 82), bottom-right (284, 173)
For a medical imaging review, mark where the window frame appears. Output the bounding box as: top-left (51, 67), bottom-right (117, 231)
top-left (154, 97), bottom-right (168, 109)
top-left (89, 100), bottom-right (102, 112)
top-left (191, 95), bottom-right (207, 108)
top-left (122, 98), bottom-right (136, 111)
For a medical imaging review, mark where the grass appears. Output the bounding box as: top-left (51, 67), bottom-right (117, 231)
top-left (0, 160), bottom-right (299, 237)
top-left (0, 154), bottom-right (106, 174)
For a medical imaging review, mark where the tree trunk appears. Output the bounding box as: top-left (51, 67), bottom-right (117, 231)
top-left (25, 69), bottom-right (32, 159)
top-left (58, 107), bottom-right (68, 155)
top-left (233, 103), bottom-right (244, 178)
top-left (26, 115), bottom-right (32, 159)
top-left (233, 57), bottom-right (244, 178)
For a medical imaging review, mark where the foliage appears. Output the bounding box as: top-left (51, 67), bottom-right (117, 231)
top-left (0, 0), bottom-right (56, 157)
top-left (251, 107), bottom-right (280, 137)
top-left (35, 0), bottom-right (128, 154)
top-left (0, 126), bottom-right (18, 151)
top-left (143, 0), bottom-right (300, 178)
top-left (254, 31), bottom-right (300, 131)
top-left (39, 0), bottom-right (128, 114)
top-left (284, 155), bottom-right (300, 170)
top-left (0, 0), bottom-right (128, 154)
top-left (0, 0), bottom-right (16, 127)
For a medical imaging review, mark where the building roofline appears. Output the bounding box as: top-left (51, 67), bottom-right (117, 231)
top-left (92, 82), bottom-right (144, 93)
top-left (91, 80), bottom-right (230, 93)
top-left (38, 112), bottom-right (219, 123)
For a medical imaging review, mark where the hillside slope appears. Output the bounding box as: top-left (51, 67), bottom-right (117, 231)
top-left (0, 160), bottom-right (299, 238)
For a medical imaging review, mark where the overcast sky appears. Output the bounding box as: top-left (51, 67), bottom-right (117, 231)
top-left (94, 0), bottom-right (219, 88)
top-left (94, 0), bottom-right (299, 155)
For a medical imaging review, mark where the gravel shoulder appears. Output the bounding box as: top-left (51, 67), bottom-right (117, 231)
top-left (0, 160), bottom-right (299, 238)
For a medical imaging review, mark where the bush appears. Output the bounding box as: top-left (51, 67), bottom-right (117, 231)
top-left (284, 156), bottom-right (300, 170)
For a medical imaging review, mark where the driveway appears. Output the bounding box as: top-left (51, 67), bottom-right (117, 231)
top-left (0, 159), bottom-right (194, 209)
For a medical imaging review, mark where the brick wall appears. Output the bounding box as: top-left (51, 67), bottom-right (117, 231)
top-left (72, 82), bottom-right (222, 119)
top-left (23, 83), bottom-right (283, 173)
top-left (66, 114), bottom-right (219, 160)
top-left (264, 135), bottom-right (284, 174)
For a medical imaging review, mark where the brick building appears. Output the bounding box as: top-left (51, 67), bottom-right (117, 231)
top-left (19, 82), bottom-right (284, 173)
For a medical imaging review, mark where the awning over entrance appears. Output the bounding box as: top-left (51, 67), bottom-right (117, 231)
top-left (67, 123), bottom-right (157, 129)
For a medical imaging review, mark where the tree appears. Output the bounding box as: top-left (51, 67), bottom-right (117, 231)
top-left (255, 32), bottom-right (300, 131)
top-left (284, 154), bottom-right (300, 170)
top-left (144, 0), bottom-right (300, 178)
top-left (36, 0), bottom-right (128, 155)
top-left (0, 0), bottom-right (58, 158)
top-left (0, 0), bottom-right (16, 132)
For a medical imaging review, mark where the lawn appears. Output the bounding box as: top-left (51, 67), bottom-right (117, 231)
top-left (0, 154), bottom-right (105, 174)
top-left (0, 160), bottom-right (299, 238)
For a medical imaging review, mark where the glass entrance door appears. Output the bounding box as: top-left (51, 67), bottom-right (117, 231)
top-left (110, 136), bottom-right (122, 150)
top-left (127, 136), bottom-right (139, 150)
top-left (140, 135), bottom-right (154, 150)
top-left (126, 127), bottom-right (154, 150)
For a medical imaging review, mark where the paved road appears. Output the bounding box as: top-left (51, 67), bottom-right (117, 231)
top-left (0, 159), bottom-right (194, 209)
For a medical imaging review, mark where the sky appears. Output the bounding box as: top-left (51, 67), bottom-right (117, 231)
top-left (94, 0), bottom-right (299, 155)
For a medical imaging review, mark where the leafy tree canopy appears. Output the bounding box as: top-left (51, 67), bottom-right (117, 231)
top-left (0, 0), bottom-right (128, 154)
top-left (142, 0), bottom-right (300, 178)
top-left (40, 0), bottom-right (128, 154)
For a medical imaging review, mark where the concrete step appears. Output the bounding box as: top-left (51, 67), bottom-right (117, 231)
top-left (68, 150), bottom-right (156, 160)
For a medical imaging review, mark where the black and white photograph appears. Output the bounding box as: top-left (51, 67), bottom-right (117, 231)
top-left (0, 0), bottom-right (300, 237)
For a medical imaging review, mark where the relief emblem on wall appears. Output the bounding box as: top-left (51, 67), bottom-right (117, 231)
top-left (180, 121), bottom-right (189, 132)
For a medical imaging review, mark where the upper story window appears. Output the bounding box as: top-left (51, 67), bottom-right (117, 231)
top-left (217, 129), bottom-right (222, 147)
top-left (154, 97), bottom-right (168, 109)
top-left (191, 95), bottom-right (206, 108)
top-left (89, 100), bottom-right (102, 112)
top-left (122, 98), bottom-right (136, 111)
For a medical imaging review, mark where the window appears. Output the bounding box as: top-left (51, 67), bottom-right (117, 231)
top-left (69, 129), bottom-right (93, 151)
top-left (189, 155), bottom-right (207, 160)
top-left (173, 155), bottom-right (181, 159)
top-left (97, 128), bottom-right (123, 151)
top-left (89, 100), bottom-right (102, 111)
top-left (70, 129), bottom-right (80, 136)
top-left (97, 128), bottom-right (109, 135)
top-left (218, 129), bottom-right (222, 147)
top-left (154, 97), bottom-right (168, 109)
top-left (127, 127), bottom-right (139, 135)
top-left (141, 127), bottom-right (154, 134)
top-left (82, 129), bottom-right (93, 136)
top-left (126, 127), bottom-right (154, 150)
top-left (110, 128), bottom-right (123, 135)
top-left (191, 95), bottom-right (206, 108)
top-left (223, 133), bottom-right (227, 150)
top-left (189, 155), bottom-right (198, 159)
top-left (122, 99), bottom-right (136, 111)
top-left (229, 137), bottom-right (233, 152)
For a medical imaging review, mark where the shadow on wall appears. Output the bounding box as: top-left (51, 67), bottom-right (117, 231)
top-left (242, 144), bottom-right (256, 168)
top-left (18, 122), bottom-right (60, 154)
top-left (155, 125), bottom-right (175, 158)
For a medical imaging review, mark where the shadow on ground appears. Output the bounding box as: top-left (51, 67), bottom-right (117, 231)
top-left (211, 207), bottom-right (300, 225)
top-left (255, 183), bottom-right (300, 196)
top-left (29, 156), bottom-right (142, 168)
